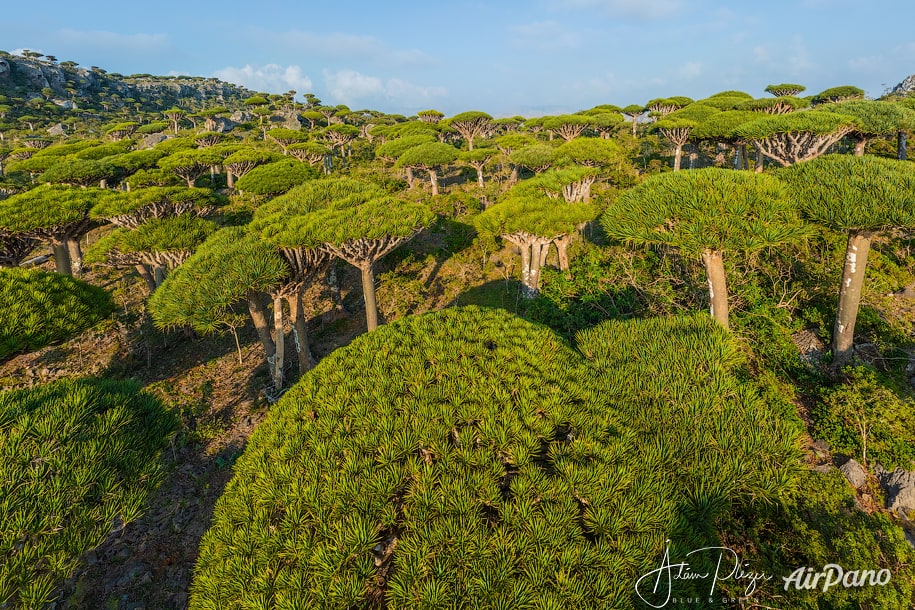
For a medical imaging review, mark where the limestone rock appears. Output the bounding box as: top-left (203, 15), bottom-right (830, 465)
top-left (891, 74), bottom-right (915, 96)
top-left (47, 123), bottom-right (67, 137)
top-left (875, 463), bottom-right (915, 517)
top-left (141, 133), bottom-right (170, 149)
top-left (839, 458), bottom-right (868, 489)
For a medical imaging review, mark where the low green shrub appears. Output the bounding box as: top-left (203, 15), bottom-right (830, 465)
top-left (0, 268), bottom-right (114, 360)
top-left (0, 378), bottom-right (178, 607)
top-left (191, 308), bottom-right (800, 608)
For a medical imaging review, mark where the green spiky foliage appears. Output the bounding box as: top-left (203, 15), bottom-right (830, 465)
top-left (105, 147), bottom-right (169, 175)
top-left (541, 114), bottom-right (596, 142)
top-left (190, 308), bottom-right (800, 609)
top-left (162, 107), bottom-right (186, 133)
top-left (775, 155), bottom-right (915, 365)
top-left (602, 168), bottom-right (807, 328)
top-left (458, 147), bottom-right (496, 188)
top-left (0, 378), bottom-right (178, 607)
top-left (586, 112), bottom-right (624, 139)
top-left (444, 111), bottom-right (494, 150)
top-left (765, 83), bottom-right (806, 97)
top-left (0, 268), bottom-right (113, 359)
top-left (812, 85), bottom-right (865, 105)
top-left (827, 100), bottom-right (915, 155)
top-left (105, 121), bottom-right (138, 140)
top-left (476, 189), bottom-right (597, 296)
top-left (135, 121), bottom-right (169, 135)
top-left (738, 96), bottom-right (809, 115)
top-left (416, 109), bottom-right (444, 123)
top-left (553, 137), bottom-right (638, 187)
top-left (267, 128), bottom-right (308, 154)
top-left (652, 104), bottom-right (720, 170)
top-left (84, 215), bottom-right (218, 278)
top-left (0, 185), bottom-right (103, 274)
top-left (323, 124), bottom-right (360, 154)
top-left (90, 186), bottom-right (225, 228)
top-left (287, 142), bottom-right (330, 168)
top-left (222, 148), bottom-right (281, 186)
top-left (374, 135), bottom-right (437, 163)
top-left (510, 144), bottom-right (557, 175)
top-left (734, 110), bottom-right (859, 167)
top-left (150, 226), bottom-right (289, 372)
top-left (73, 141), bottom-right (134, 160)
top-left (394, 142), bottom-right (459, 196)
top-left (696, 95), bottom-right (749, 110)
top-left (621, 104), bottom-right (647, 137)
top-left (234, 159), bottom-right (319, 196)
top-left (157, 148), bottom-right (224, 187)
top-left (40, 158), bottom-right (120, 187)
top-left (645, 96), bottom-right (693, 117)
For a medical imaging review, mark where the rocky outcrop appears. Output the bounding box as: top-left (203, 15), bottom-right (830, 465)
top-left (891, 74), bottom-right (915, 96)
top-left (875, 463), bottom-right (915, 517)
top-left (0, 53), bottom-right (255, 109)
top-left (840, 458), bottom-right (868, 489)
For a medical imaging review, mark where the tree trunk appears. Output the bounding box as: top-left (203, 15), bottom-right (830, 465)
top-left (227, 171), bottom-right (235, 188)
top-left (519, 243), bottom-right (534, 298)
top-left (833, 231), bottom-right (873, 367)
top-left (673, 145), bottom-right (682, 171)
top-left (755, 148), bottom-right (764, 173)
top-left (271, 294), bottom-right (285, 390)
top-left (529, 241), bottom-right (547, 296)
top-left (406, 166), bottom-right (415, 190)
top-left (702, 249), bottom-right (729, 330)
top-left (476, 167), bottom-right (484, 188)
top-left (153, 265), bottom-right (166, 287)
top-left (136, 264), bottom-right (157, 293)
top-left (509, 165), bottom-right (519, 186)
top-left (66, 237), bottom-right (83, 274)
top-left (361, 264), bottom-right (379, 332)
top-left (99, 178), bottom-right (107, 189)
top-left (286, 289), bottom-right (314, 373)
top-left (52, 241), bottom-right (72, 275)
top-left (428, 168), bottom-right (439, 196)
top-left (555, 235), bottom-right (572, 279)
top-left (246, 291), bottom-right (276, 363)
top-left (898, 131), bottom-right (907, 161)
top-left (853, 139), bottom-right (866, 157)
top-left (631, 117), bottom-right (638, 138)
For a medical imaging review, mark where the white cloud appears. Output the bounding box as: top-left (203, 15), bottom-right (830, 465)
top-left (323, 69), bottom-right (446, 107)
top-left (550, 0), bottom-right (682, 19)
top-left (213, 64), bottom-right (313, 95)
top-left (245, 28), bottom-right (435, 67)
top-left (511, 21), bottom-right (580, 50)
top-left (56, 29), bottom-right (169, 53)
top-left (752, 37), bottom-right (816, 76)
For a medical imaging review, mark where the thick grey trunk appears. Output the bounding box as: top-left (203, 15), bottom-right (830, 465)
top-left (361, 265), bottom-right (379, 332)
top-left (833, 232), bottom-right (872, 367)
top-left (755, 148), bottom-right (764, 173)
top-left (428, 168), bottom-right (439, 196)
top-left (476, 167), bottom-right (484, 188)
top-left (898, 131), bottom-right (907, 161)
top-left (52, 242), bottom-right (72, 275)
top-left (287, 290), bottom-right (314, 373)
top-left (247, 291), bottom-right (276, 363)
top-left (406, 166), bottom-right (415, 190)
top-left (227, 171), bottom-right (235, 188)
top-left (271, 294), bottom-right (285, 390)
top-left (702, 249), bottom-right (729, 330)
top-left (136, 264), bottom-right (157, 293)
top-left (673, 145), bottom-right (682, 171)
top-left (66, 237), bottom-right (83, 274)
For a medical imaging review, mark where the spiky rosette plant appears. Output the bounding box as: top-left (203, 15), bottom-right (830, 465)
top-left (0, 378), bottom-right (177, 608)
top-left (222, 148), bottom-right (281, 188)
top-left (149, 227), bottom-right (289, 374)
top-left (84, 215), bottom-right (218, 292)
top-left (828, 99), bottom-right (915, 156)
top-left (375, 135), bottom-right (437, 189)
top-left (775, 154), bottom-right (915, 366)
top-left (157, 148), bottom-right (224, 188)
top-left (190, 308), bottom-right (800, 609)
top-left (0, 185), bottom-right (104, 274)
top-left (476, 190), bottom-right (597, 295)
top-left (394, 142), bottom-right (459, 196)
top-left (39, 158), bottom-right (121, 188)
top-left (602, 168), bottom-right (808, 329)
top-left (234, 159), bottom-right (319, 197)
top-left (443, 111), bottom-right (494, 150)
top-left (0, 268), bottom-right (113, 360)
top-left (90, 186), bottom-right (225, 228)
top-left (652, 104), bottom-right (720, 170)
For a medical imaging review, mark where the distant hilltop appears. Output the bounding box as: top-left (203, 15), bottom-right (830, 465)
top-left (891, 74), bottom-right (915, 96)
top-left (0, 50), bottom-right (256, 112)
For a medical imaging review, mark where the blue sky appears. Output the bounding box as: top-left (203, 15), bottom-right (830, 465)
top-left (6, 0), bottom-right (915, 117)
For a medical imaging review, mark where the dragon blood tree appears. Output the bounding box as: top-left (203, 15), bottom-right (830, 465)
top-left (149, 227), bottom-right (290, 382)
top-left (776, 154), bottom-right (915, 367)
top-left (84, 215), bottom-right (218, 292)
top-left (190, 307), bottom-right (800, 609)
top-left (602, 168), bottom-right (807, 329)
top-left (475, 188), bottom-right (597, 296)
top-left (284, 179), bottom-right (436, 331)
top-left (0, 185), bottom-right (104, 275)
top-left (734, 110), bottom-right (858, 171)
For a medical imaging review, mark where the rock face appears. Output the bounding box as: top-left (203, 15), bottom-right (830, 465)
top-left (0, 54), bottom-right (255, 109)
top-left (891, 74), bottom-right (915, 96)
top-left (875, 463), bottom-right (915, 517)
top-left (840, 458), bottom-right (868, 489)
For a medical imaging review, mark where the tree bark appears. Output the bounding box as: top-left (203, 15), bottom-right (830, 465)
top-left (246, 291), bottom-right (276, 363)
top-left (509, 165), bottom-right (519, 186)
top-left (406, 166), bottom-right (415, 190)
top-left (833, 231), bottom-right (873, 367)
top-left (519, 243), bottom-right (533, 297)
top-left (286, 289), bottom-right (314, 373)
top-left (476, 167), bottom-right (484, 188)
top-left (52, 241), bottom-right (72, 275)
top-left (66, 237), bottom-right (83, 274)
top-left (853, 139), bottom-right (866, 157)
top-left (673, 145), bottom-right (682, 171)
top-left (702, 249), bottom-right (729, 330)
top-left (227, 171), bottom-right (235, 188)
top-left (755, 148), bottom-right (764, 173)
top-left (271, 294), bottom-right (285, 390)
top-left (555, 235), bottom-right (572, 279)
top-left (361, 264), bottom-right (379, 332)
top-left (135, 264), bottom-right (157, 293)
top-left (153, 265), bottom-right (167, 287)
top-left (898, 131), bottom-right (908, 161)
top-left (428, 168), bottom-right (439, 196)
